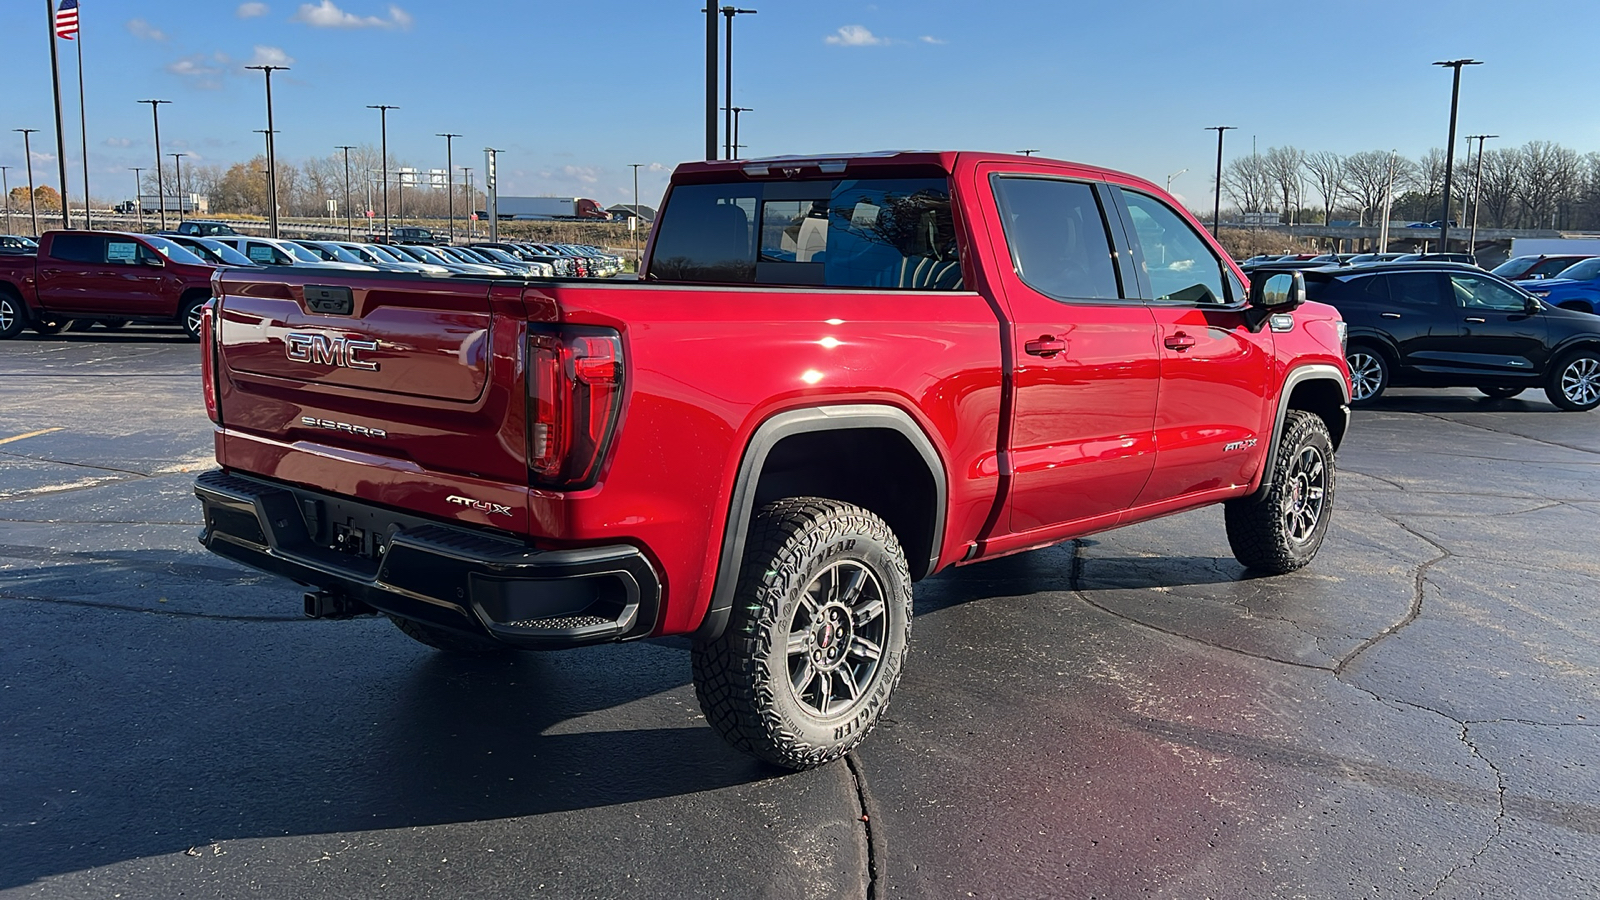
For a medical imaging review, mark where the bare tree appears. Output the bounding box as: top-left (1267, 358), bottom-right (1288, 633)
top-left (1344, 150), bottom-right (1413, 226)
top-left (1476, 147), bottom-right (1519, 229)
top-left (1515, 140), bottom-right (1582, 229)
top-left (1262, 146), bottom-right (1305, 223)
top-left (1301, 151), bottom-right (1347, 225)
top-left (1221, 153), bottom-right (1271, 214)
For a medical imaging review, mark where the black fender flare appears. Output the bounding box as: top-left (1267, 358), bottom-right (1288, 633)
top-left (1258, 364), bottom-right (1349, 494)
top-left (695, 404), bottom-right (948, 641)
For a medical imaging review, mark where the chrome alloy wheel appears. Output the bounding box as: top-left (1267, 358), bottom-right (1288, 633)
top-left (785, 559), bottom-right (887, 718)
top-left (185, 303), bottom-right (205, 337)
top-left (1346, 352), bottom-right (1384, 402)
top-left (1281, 445), bottom-right (1328, 544)
top-left (0, 297), bottom-right (15, 332)
top-left (1560, 356), bottom-right (1600, 408)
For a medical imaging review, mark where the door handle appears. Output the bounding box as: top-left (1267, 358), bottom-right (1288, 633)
top-left (1380, 312), bottom-right (1402, 319)
top-left (1465, 316), bottom-right (1487, 323)
top-left (1024, 335), bottom-right (1067, 358)
top-left (1163, 332), bottom-right (1196, 351)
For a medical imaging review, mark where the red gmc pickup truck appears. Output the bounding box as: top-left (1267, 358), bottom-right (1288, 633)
top-left (193, 151), bottom-right (1351, 769)
top-left (0, 230), bottom-right (216, 339)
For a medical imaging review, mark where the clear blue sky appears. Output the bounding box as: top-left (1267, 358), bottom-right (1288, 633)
top-left (1, 0), bottom-right (1595, 209)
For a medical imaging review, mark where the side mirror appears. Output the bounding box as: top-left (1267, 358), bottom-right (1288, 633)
top-left (1246, 271), bottom-right (1305, 332)
top-left (142, 255), bottom-right (166, 268)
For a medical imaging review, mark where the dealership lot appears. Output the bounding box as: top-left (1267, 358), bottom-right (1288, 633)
top-left (1, 331), bottom-right (1596, 899)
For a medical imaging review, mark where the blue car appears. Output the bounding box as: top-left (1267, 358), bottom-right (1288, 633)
top-left (1518, 257), bottom-right (1600, 314)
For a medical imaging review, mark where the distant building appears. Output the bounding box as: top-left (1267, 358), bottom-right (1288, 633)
top-left (607, 204), bottom-right (656, 224)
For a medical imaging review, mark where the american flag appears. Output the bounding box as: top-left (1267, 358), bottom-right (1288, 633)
top-left (54, 0), bottom-right (78, 40)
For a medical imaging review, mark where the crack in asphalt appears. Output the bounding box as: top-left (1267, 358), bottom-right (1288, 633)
top-left (0, 448), bottom-right (179, 479)
top-left (843, 753), bottom-right (882, 900)
top-left (1465, 717), bottom-right (1599, 729)
top-left (1424, 723), bottom-right (1508, 898)
top-left (1333, 514), bottom-right (1453, 677)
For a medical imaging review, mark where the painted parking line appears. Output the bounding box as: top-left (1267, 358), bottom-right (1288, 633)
top-left (0, 427), bottom-right (64, 447)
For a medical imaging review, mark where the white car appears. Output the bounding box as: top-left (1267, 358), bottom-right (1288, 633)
top-left (215, 236), bottom-right (376, 271)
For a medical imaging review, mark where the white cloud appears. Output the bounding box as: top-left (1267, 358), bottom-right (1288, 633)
top-left (562, 165), bottom-right (600, 185)
top-left (166, 54), bottom-right (227, 89)
top-left (919, 35), bottom-right (946, 45)
top-left (647, 162), bottom-right (668, 172)
top-left (247, 45), bottom-right (295, 66)
top-left (824, 25), bottom-right (887, 47)
top-left (237, 2), bottom-right (270, 17)
top-left (104, 137), bottom-right (134, 148)
top-left (292, 1), bottom-right (412, 29)
top-left (125, 19), bottom-right (166, 41)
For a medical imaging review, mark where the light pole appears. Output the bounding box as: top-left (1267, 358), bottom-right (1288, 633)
top-left (460, 166), bottom-right (474, 238)
top-left (1205, 125), bottom-right (1236, 235)
top-left (0, 166), bottom-right (11, 235)
top-left (246, 64), bottom-right (288, 238)
top-left (138, 100), bottom-right (170, 229)
top-left (128, 167), bottom-right (143, 229)
top-left (169, 153), bottom-right (186, 220)
top-left (1465, 134), bottom-right (1497, 253)
top-left (1433, 59), bottom-right (1482, 252)
top-left (1017, 149), bottom-right (1039, 157)
top-left (704, 4), bottom-right (717, 160)
top-left (484, 148), bottom-right (502, 242)
top-left (729, 107), bottom-right (752, 159)
top-left (1378, 150), bottom-right (1398, 252)
top-left (253, 129), bottom-right (277, 219)
top-left (721, 7), bottom-right (756, 160)
top-left (15, 129), bottom-right (40, 235)
top-left (630, 162), bottom-right (644, 268)
top-left (437, 133), bottom-right (460, 244)
top-left (335, 145), bottom-right (355, 239)
top-left (1166, 168), bottom-right (1188, 193)
top-left (367, 105), bottom-right (397, 239)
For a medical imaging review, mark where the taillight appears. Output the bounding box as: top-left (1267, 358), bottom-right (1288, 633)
top-left (199, 299), bottom-right (222, 425)
top-left (528, 329), bottom-right (624, 488)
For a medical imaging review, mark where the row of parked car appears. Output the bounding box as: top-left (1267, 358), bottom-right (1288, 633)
top-left (0, 227), bottom-right (626, 343)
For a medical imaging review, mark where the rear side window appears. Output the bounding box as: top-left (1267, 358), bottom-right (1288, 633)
top-left (49, 233), bottom-right (104, 263)
top-left (1387, 273), bottom-right (1446, 308)
top-left (649, 176), bottom-right (962, 290)
top-left (1120, 191), bottom-right (1229, 305)
top-left (991, 177), bottom-right (1120, 300)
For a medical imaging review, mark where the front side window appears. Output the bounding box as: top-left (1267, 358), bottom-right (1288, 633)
top-left (1554, 258), bottom-right (1600, 281)
top-left (991, 177), bottom-right (1120, 300)
top-left (1450, 274), bottom-right (1529, 312)
top-left (650, 176), bottom-right (962, 290)
top-left (1120, 191), bottom-right (1229, 304)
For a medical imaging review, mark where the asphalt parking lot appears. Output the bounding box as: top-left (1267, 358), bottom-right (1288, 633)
top-left (2, 327), bottom-right (1596, 900)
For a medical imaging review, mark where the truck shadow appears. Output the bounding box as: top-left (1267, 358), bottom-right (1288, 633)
top-left (14, 328), bottom-right (190, 345)
top-left (1362, 392), bottom-right (1561, 414)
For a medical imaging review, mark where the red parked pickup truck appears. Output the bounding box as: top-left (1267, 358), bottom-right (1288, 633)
top-left (0, 230), bottom-right (216, 339)
top-left (193, 151), bottom-right (1351, 768)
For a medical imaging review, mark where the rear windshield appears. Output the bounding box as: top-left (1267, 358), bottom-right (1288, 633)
top-left (648, 176), bottom-right (963, 290)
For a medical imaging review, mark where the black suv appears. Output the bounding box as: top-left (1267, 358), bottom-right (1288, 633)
top-left (1301, 262), bottom-right (1600, 411)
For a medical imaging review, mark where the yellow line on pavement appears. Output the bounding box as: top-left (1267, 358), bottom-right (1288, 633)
top-left (0, 427), bottom-right (64, 447)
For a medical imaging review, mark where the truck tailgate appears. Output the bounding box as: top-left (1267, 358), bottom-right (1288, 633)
top-left (213, 272), bottom-right (528, 488)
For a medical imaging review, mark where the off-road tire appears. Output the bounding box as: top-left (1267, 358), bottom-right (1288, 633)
top-left (1345, 346), bottom-right (1389, 405)
top-left (692, 497), bottom-right (912, 770)
top-left (1477, 385), bottom-right (1525, 400)
top-left (0, 293), bottom-right (25, 339)
top-left (1544, 348), bottom-right (1600, 412)
top-left (388, 614), bottom-right (512, 655)
top-left (1225, 410), bottom-right (1336, 574)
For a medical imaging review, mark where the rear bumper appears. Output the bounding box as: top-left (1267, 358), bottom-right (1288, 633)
top-left (194, 469), bottom-right (660, 649)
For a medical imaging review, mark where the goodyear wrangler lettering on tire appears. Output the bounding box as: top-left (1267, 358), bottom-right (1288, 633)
top-left (692, 497), bottom-right (912, 770)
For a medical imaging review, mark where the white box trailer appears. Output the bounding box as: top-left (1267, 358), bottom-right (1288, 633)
top-left (1509, 237), bottom-right (1600, 258)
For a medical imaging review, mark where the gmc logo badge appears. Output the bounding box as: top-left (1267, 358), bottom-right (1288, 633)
top-left (285, 332), bottom-right (379, 371)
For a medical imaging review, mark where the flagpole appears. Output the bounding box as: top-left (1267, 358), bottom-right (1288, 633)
top-left (74, 5), bottom-right (90, 229)
top-left (45, 0), bottom-right (71, 230)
